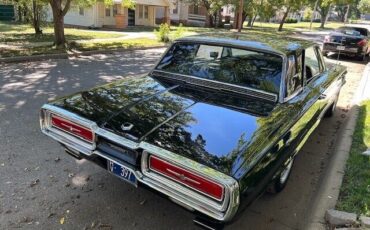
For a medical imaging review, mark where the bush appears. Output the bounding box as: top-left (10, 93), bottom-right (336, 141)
top-left (154, 23), bottom-right (170, 43)
top-left (173, 23), bottom-right (186, 40)
top-left (285, 18), bottom-right (298, 23)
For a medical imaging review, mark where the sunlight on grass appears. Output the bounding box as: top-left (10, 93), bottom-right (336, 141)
top-left (75, 38), bottom-right (163, 51)
top-left (337, 100), bottom-right (370, 217)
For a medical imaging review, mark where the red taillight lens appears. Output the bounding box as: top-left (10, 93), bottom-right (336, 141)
top-left (51, 114), bottom-right (94, 142)
top-left (324, 35), bottom-right (330, 42)
top-left (357, 39), bottom-right (367, 47)
top-left (149, 156), bottom-right (224, 201)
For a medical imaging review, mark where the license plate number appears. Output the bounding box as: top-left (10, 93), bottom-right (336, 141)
top-left (336, 45), bottom-right (346, 51)
top-left (107, 160), bottom-right (137, 186)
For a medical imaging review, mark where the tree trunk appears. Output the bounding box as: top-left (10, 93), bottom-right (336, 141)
top-left (32, 0), bottom-right (42, 35)
top-left (49, 0), bottom-right (71, 48)
top-left (344, 4), bottom-right (350, 23)
top-left (278, 7), bottom-right (290, 32)
top-left (247, 16), bottom-right (253, 27)
top-left (251, 14), bottom-right (257, 27)
top-left (53, 13), bottom-right (65, 47)
top-left (18, 5), bottom-right (22, 21)
top-left (320, 5), bottom-right (331, 28)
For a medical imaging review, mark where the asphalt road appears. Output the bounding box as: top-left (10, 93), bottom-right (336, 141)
top-left (0, 49), bottom-right (365, 230)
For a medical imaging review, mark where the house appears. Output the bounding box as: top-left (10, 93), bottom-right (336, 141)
top-left (155, 1), bottom-right (209, 26)
top-left (0, 0), bottom-right (14, 21)
top-left (47, 0), bottom-right (171, 29)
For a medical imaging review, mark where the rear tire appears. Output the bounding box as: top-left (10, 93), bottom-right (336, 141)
top-left (267, 157), bottom-right (294, 194)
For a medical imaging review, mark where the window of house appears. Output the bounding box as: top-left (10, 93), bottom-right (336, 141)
top-left (138, 5), bottom-right (148, 19)
top-left (193, 5), bottom-right (199, 14)
top-left (144, 6), bottom-right (149, 19)
top-left (286, 54), bottom-right (303, 97)
top-left (79, 7), bottom-right (84, 16)
top-left (113, 5), bottom-right (118, 16)
top-left (138, 5), bottom-right (143, 19)
top-left (173, 0), bottom-right (178, 14)
top-left (105, 7), bottom-right (111, 17)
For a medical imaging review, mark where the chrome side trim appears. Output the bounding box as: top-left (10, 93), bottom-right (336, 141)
top-left (40, 104), bottom-right (240, 222)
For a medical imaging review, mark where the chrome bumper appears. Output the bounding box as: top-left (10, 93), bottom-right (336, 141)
top-left (40, 104), bottom-right (240, 222)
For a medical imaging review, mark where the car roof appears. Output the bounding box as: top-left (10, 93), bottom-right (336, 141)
top-left (175, 32), bottom-right (315, 56)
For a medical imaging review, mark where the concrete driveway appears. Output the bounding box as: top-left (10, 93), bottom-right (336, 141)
top-left (0, 48), bottom-right (365, 230)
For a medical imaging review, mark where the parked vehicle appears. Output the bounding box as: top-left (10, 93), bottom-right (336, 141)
top-left (40, 33), bottom-right (346, 229)
top-left (322, 26), bottom-right (370, 61)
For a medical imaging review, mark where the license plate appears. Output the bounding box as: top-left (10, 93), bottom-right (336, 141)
top-left (107, 160), bottom-right (137, 186)
top-left (336, 45), bottom-right (346, 51)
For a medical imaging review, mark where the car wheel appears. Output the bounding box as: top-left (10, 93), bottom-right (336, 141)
top-left (267, 157), bottom-right (294, 194)
top-left (324, 97), bottom-right (338, 118)
top-left (359, 53), bottom-right (369, 62)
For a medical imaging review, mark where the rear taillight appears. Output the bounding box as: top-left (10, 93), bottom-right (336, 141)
top-left (324, 35), bottom-right (330, 42)
top-left (51, 114), bottom-right (94, 143)
top-left (358, 39), bottom-right (367, 47)
top-left (149, 155), bottom-right (224, 201)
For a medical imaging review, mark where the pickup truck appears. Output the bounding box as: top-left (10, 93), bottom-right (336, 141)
top-left (40, 33), bottom-right (347, 229)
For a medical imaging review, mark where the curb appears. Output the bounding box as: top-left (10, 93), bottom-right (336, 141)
top-left (305, 63), bottom-right (370, 230)
top-left (0, 45), bottom-right (167, 64)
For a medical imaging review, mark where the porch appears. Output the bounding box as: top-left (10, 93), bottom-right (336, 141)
top-left (96, 0), bottom-right (170, 29)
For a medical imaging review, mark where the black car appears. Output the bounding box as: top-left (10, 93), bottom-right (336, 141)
top-left (40, 33), bottom-right (346, 229)
top-left (322, 26), bottom-right (370, 61)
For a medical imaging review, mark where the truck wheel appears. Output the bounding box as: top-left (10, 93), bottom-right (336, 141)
top-left (267, 158), bottom-right (294, 194)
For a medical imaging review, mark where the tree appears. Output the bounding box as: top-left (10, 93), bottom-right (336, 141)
top-left (48, 0), bottom-right (72, 48)
top-left (277, 0), bottom-right (304, 31)
top-left (48, 0), bottom-right (134, 48)
top-left (309, 0), bottom-right (334, 28)
top-left (186, 0), bottom-right (225, 27)
top-left (13, 0), bottom-right (46, 35)
top-left (358, 0), bottom-right (370, 13)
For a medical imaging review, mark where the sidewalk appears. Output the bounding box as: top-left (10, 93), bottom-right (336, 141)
top-left (305, 63), bottom-right (370, 230)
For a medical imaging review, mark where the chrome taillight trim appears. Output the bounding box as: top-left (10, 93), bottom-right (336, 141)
top-left (148, 155), bottom-right (225, 202)
top-left (140, 142), bottom-right (240, 221)
top-left (40, 104), bottom-right (97, 152)
top-left (40, 104), bottom-right (240, 222)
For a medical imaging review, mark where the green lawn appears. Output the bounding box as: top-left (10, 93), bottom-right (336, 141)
top-left (0, 20), bottom-right (343, 58)
top-left (248, 21), bottom-right (344, 31)
top-left (0, 22), bottom-right (124, 43)
top-left (337, 100), bottom-right (370, 217)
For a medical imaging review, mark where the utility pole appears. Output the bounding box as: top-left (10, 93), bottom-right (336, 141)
top-left (238, 0), bottom-right (244, 32)
top-left (310, 0), bottom-right (318, 31)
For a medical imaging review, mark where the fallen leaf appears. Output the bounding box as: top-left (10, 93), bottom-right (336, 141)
top-left (60, 217), bottom-right (65, 225)
top-left (30, 179), bottom-right (40, 187)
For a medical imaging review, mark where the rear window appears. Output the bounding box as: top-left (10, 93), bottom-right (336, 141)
top-left (336, 27), bottom-right (368, 36)
top-left (156, 43), bottom-right (283, 94)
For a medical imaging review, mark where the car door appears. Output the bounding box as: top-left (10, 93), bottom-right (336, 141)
top-left (286, 46), bottom-right (328, 154)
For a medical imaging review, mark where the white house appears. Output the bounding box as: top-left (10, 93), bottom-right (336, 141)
top-left (47, 0), bottom-right (171, 28)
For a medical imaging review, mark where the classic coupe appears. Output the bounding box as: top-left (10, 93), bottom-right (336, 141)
top-left (322, 26), bottom-right (369, 61)
top-left (40, 33), bottom-right (346, 229)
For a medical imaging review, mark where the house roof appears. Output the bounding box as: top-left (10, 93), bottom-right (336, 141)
top-left (113, 0), bottom-right (169, 7)
top-left (176, 32), bottom-right (315, 56)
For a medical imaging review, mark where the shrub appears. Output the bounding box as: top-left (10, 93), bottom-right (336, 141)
top-left (154, 23), bottom-right (170, 43)
top-left (172, 23), bottom-right (186, 40)
top-left (285, 18), bottom-right (298, 23)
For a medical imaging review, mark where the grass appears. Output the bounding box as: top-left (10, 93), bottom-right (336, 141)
top-left (249, 21), bottom-right (344, 31)
top-left (0, 20), bottom-right (344, 58)
top-left (336, 100), bottom-right (370, 217)
top-left (0, 21), bottom-right (124, 43)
